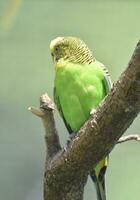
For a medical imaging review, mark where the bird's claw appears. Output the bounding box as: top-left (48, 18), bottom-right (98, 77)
top-left (90, 108), bottom-right (96, 115)
top-left (67, 132), bottom-right (76, 146)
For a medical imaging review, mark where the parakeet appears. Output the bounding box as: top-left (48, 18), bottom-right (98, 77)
top-left (50, 36), bottom-right (112, 200)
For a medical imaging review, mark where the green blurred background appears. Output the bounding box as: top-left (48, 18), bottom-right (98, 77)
top-left (0, 0), bottom-right (140, 200)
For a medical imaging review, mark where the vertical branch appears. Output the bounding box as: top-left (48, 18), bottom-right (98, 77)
top-left (29, 93), bottom-right (61, 159)
top-left (40, 94), bottom-right (62, 158)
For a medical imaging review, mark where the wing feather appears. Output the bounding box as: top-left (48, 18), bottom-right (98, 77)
top-left (54, 87), bottom-right (73, 134)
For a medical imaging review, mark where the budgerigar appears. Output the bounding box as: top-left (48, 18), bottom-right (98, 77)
top-left (50, 36), bottom-right (112, 200)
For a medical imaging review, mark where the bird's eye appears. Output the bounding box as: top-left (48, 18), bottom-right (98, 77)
top-left (55, 47), bottom-right (59, 51)
top-left (51, 52), bottom-right (54, 57)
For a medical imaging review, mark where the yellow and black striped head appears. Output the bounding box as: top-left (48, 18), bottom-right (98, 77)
top-left (50, 36), bottom-right (94, 68)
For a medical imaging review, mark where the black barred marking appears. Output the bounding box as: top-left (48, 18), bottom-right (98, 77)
top-left (90, 169), bottom-right (106, 200)
top-left (98, 166), bottom-right (107, 184)
top-left (50, 36), bottom-right (94, 65)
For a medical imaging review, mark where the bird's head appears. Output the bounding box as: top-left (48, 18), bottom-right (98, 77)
top-left (50, 36), bottom-right (94, 69)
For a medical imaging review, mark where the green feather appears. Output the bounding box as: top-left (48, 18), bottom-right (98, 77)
top-left (54, 61), bottom-right (111, 131)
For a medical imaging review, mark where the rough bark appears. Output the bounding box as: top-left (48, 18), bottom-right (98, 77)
top-left (29, 41), bottom-right (140, 200)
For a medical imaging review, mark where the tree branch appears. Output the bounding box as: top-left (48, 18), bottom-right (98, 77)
top-left (30, 41), bottom-right (140, 200)
top-left (29, 93), bottom-right (61, 159)
top-left (117, 134), bottom-right (140, 144)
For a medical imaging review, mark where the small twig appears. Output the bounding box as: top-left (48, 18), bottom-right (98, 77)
top-left (117, 134), bottom-right (140, 144)
top-left (29, 93), bottom-right (61, 158)
top-left (40, 93), bottom-right (55, 111)
top-left (28, 106), bottom-right (45, 117)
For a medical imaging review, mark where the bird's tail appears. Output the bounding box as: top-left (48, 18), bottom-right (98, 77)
top-left (90, 158), bottom-right (108, 200)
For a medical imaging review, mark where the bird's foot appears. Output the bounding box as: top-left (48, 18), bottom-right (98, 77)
top-left (67, 132), bottom-right (76, 146)
top-left (90, 108), bottom-right (96, 115)
top-left (69, 132), bottom-right (76, 140)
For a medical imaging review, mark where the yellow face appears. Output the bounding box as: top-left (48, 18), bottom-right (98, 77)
top-left (50, 36), bottom-right (93, 69)
top-left (50, 37), bottom-right (66, 68)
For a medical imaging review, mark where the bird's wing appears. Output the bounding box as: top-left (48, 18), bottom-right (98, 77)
top-left (89, 59), bottom-right (112, 95)
top-left (54, 87), bottom-right (73, 134)
top-left (95, 60), bottom-right (112, 93)
top-left (102, 66), bottom-right (112, 93)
